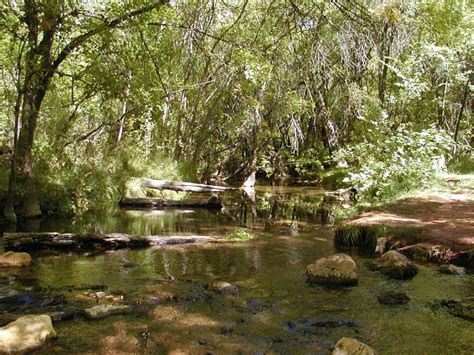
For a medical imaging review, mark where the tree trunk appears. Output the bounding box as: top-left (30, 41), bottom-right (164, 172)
top-left (142, 179), bottom-right (235, 192)
top-left (453, 79), bottom-right (470, 154)
top-left (15, 82), bottom-right (50, 218)
top-left (115, 71), bottom-right (132, 147)
top-left (3, 57), bottom-right (23, 223)
top-left (242, 85), bottom-right (265, 188)
top-left (3, 232), bottom-right (219, 252)
top-left (5, 1), bottom-right (168, 220)
top-left (9, 0), bottom-right (54, 218)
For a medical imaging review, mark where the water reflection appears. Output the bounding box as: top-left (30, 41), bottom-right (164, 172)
top-left (1, 186), bottom-right (471, 354)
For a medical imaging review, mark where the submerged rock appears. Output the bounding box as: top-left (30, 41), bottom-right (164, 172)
top-left (430, 298), bottom-right (474, 321)
top-left (207, 281), bottom-right (238, 295)
top-left (377, 292), bottom-right (410, 305)
top-left (372, 251), bottom-right (418, 279)
top-left (49, 311), bottom-right (77, 322)
top-left (147, 291), bottom-right (177, 304)
top-left (332, 337), bottom-right (376, 355)
top-left (0, 315), bottom-right (57, 353)
top-left (83, 304), bottom-right (131, 320)
top-left (0, 252), bottom-right (32, 267)
top-left (438, 264), bottom-right (466, 275)
top-left (0, 294), bottom-right (67, 313)
top-left (68, 284), bottom-right (108, 291)
top-left (313, 319), bottom-right (357, 328)
top-left (306, 253), bottom-right (358, 286)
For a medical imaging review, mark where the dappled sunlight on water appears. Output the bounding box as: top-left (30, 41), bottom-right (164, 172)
top-left (1, 186), bottom-right (473, 354)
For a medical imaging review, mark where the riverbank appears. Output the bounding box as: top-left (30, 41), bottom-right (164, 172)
top-left (335, 175), bottom-right (474, 266)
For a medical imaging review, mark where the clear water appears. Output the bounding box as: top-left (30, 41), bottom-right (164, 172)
top-left (1, 187), bottom-right (472, 354)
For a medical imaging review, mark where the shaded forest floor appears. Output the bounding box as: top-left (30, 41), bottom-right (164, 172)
top-left (345, 175), bottom-right (474, 262)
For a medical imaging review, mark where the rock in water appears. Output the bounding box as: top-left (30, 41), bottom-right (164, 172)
top-left (438, 264), bottom-right (466, 275)
top-left (332, 337), bottom-right (376, 355)
top-left (207, 281), bottom-right (238, 295)
top-left (306, 254), bottom-right (358, 286)
top-left (0, 252), bottom-right (32, 267)
top-left (372, 251), bottom-right (418, 279)
top-left (83, 304), bottom-right (131, 320)
top-left (377, 292), bottom-right (410, 305)
top-left (430, 298), bottom-right (474, 321)
top-left (0, 315), bottom-right (57, 353)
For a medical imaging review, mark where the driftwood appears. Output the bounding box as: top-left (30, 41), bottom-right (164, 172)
top-left (3, 232), bottom-right (219, 252)
top-left (323, 186), bottom-right (357, 203)
top-left (119, 196), bottom-right (222, 209)
top-left (142, 179), bottom-right (236, 193)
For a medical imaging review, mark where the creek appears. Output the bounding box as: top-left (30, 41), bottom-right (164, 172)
top-left (0, 186), bottom-right (472, 354)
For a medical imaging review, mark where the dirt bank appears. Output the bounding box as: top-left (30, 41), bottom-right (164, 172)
top-left (336, 175), bottom-right (474, 265)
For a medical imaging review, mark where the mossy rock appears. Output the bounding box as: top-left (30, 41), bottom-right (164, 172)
top-left (429, 298), bottom-right (474, 321)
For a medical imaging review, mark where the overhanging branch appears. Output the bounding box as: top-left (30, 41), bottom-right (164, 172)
top-left (49, 1), bottom-right (169, 77)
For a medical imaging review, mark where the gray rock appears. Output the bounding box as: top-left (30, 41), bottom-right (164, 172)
top-left (438, 264), bottom-right (466, 275)
top-left (372, 251), bottom-right (418, 279)
top-left (332, 337), bottom-right (376, 355)
top-left (307, 253), bottom-right (358, 286)
top-left (0, 315), bottom-right (56, 353)
top-left (83, 304), bottom-right (131, 320)
top-left (207, 281), bottom-right (238, 295)
top-left (377, 292), bottom-right (410, 305)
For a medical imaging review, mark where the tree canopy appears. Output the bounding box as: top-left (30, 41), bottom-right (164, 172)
top-left (0, 0), bottom-right (472, 218)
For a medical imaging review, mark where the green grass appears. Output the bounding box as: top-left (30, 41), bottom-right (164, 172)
top-left (334, 224), bottom-right (422, 251)
top-left (448, 154), bottom-right (474, 174)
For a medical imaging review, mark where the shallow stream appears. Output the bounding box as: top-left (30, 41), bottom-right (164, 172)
top-left (0, 186), bottom-right (472, 354)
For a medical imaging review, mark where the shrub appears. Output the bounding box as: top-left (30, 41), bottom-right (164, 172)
top-left (225, 229), bottom-right (255, 242)
top-left (335, 125), bottom-right (453, 202)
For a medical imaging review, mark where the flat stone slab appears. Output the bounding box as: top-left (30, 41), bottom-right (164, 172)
top-left (83, 304), bottom-right (131, 320)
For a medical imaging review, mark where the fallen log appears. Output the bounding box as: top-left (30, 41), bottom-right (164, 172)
top-left (3, 233), bottom-right (219, 252)
top-left (119, 196), bottom-right (222, 209)
top-left (142, 179), bottom-right (236, 193)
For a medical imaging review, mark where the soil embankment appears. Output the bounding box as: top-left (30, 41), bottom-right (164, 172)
top-left (336, 175), bottom-right (474, 265)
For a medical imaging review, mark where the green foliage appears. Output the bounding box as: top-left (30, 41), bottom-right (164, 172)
top-left (34, 142), bottom-right (184, 215)
top-left (334, 224), bottom-right (422, 251)
top-left (0, 0), bottom-right (472, 216)
top-left (448, 154), bottom-right (474, 174)
top-left (225, 229), bottom-right (255, 243)
top-left (288, 149), bottom-right (324, 179)
top-left (336, 125), bottom-right (454, 202)
top-left (334, 225), bottom-right (385, 250)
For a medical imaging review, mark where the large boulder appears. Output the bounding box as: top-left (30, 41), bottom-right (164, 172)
top-left (306, 253), bottom-right (358, 286)
top-left (83, 304), bottom-right (131, 320)
top-left (0, 315), bottom-right (56, 353)
top-left (372, 251), bottom-right (418, 279)
top-left (0, 252), bottom-right (32, 267)
top-left (332, 337), bottom-right (376, 355)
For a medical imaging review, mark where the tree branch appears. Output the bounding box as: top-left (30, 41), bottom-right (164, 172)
top-left (49, 1), bottom-right (169, 77)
